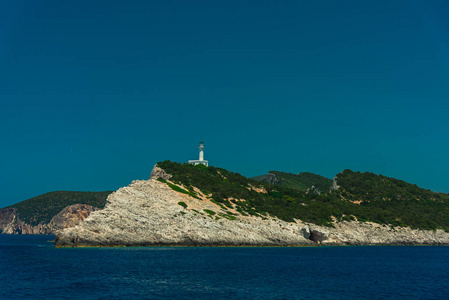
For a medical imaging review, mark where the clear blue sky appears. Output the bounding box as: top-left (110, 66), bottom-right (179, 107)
top-left (1, 1), bottom-right (449, 207)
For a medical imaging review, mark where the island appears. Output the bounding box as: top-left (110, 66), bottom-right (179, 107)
top-left (54, 161), bottom-right (449, 247)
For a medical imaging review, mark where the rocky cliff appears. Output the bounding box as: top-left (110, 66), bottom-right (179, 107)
top-left (55, 169), bottom-right (449, 247)
top-left (55, 179), bottom-right (315, 247)
top-left (0, 204), bottom-right (99, 235)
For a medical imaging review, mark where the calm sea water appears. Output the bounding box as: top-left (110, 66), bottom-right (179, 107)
top-left (0, 235), bottom-right (448, 299)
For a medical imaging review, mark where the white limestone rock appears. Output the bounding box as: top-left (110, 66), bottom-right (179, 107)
top-left (55, 179), bottom-right (314, 247)
top-left (149, 164), bottom-right (172, 181)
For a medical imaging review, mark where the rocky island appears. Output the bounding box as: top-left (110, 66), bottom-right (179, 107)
top-left (54, 161), bottom-right (449, 247)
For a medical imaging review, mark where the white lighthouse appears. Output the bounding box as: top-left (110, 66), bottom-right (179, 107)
top-left (188, 141), bottom-right (209, 166)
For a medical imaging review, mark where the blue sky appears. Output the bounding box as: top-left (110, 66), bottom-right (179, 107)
top-left (1, 1), bottom-right (449, 207)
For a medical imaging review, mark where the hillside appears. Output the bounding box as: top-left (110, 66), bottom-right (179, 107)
top-left (252, 171), bottom-right (332, 193)
top-left (332, 170), bottom-right (449, 230)
top-left (6, 191), bottom-right (112, 226)
top-left (156, 161), bottom-right (449, 231)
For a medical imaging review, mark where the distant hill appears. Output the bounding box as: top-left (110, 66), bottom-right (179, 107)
top-left (6, 191), bottom-right (112, 226)
top-left (251, 171), bottom-right (332, 194)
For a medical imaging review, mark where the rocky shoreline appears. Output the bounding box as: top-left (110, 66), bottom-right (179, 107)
top-left (0, 204), bottom-right (99, 235)
top-left (54, 173), bottom-right (449, 247)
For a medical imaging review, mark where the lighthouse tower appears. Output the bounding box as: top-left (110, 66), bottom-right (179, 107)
top-left (189, 141), bottom-right (209, 166)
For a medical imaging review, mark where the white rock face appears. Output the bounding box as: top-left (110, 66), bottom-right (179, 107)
top-left (55, 178), bottom-right (449, 247)
top-left (55, 179), bottom-right (314, 247)
top-left (325, 221), bottom-right (449, 245)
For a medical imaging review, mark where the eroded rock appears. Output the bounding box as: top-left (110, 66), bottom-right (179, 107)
top-left (55, 179), bottom-right (314, 247)
top-left (0, 204), bottom-right (99, 235)
top-left (149, 164), bottom-right (172, 181)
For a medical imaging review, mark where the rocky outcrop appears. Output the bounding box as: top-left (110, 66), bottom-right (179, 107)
top-left (47, 204), bottom-right (100, 231)
top-left (0, 208), bottom-right (16, 231)
top-left (0, 208), bottom-right (52, 234)
top-left (55, 179), bottom-right (315, 247)
top-left (55, 175), bottom-right (449, 247)
top-left (264, 173), bottom-right (282, 185)
top-left (329, 176), bottom-right (340, 192)
top-left (325, 221), bottom-right (449, 245)
top-left (149, 164), bottom-right (172, 181)
top-left (308, 225), bottom-right (330, 243)
top-left (307, 185), bottom-right (321, 195)
top-left (0, 204), bottom-right (99, 235)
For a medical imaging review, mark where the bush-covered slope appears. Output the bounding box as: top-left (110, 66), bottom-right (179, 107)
top-left (332, 170), bottom-right (449, 230)
top-left (157, 160), bottom-right (325, 223)
top-left (253, 171), bottom-right (332, 193)
top-left (7, 191), bottom-right (112, 225)
top-left (335, 170), bottom-right (447, 202)
top-left (157, 161), bottom-right (449, 231)
top-left (250, 174), bottom-right (269, 182)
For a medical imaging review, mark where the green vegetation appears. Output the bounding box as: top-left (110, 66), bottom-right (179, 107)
top-left (178, 202), bottom-right (187, 209)
top-left (332, 170), bottom-right (449, 230)
top-left (250, 174), bottom-right (269, 182)
top-left (159, 177), bottom-right (197, 198)
top-left (157, 161), bottom-right (264, 205)
top-left (336, 170), bottom-right (445, 202)
top-left (218, 212), bottom-right (237, 221)
top-left (204, 209), bottom-right (216, 216)
top-left (252, 171), bottom-right (332, 193)
top-left (156, 160), bottom-right (449, 231)
top-left (157, 160), bottom-right (337, 224)
top-left (7, 191), bottom-right (112, 225)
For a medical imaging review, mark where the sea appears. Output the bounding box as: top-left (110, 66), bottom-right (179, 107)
top-left (0, 235), bottom-right (448, 299)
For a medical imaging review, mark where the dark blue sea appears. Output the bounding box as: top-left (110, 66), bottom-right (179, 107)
top-left (1, 235), bottom-right (448, 299)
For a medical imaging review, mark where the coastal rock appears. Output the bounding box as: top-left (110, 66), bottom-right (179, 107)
top-left (0, 208), bottom-right (51, 234)
top-left (48, 204), bottom-right (100, 231)
top-left (55, 176), bottom-right (449, 247)
top-left (300, 225), bottom-right (310, 239)
top-left (0, 208), bottom-right (16, 232)
top-left (0, 204), bottom-right (99, 235)
top-left (55, 179), bottom-right (314, 247)
top-left (324, 221), bottom-right (449, 245)
top-left (309, 225), bottom-right (330, 243)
